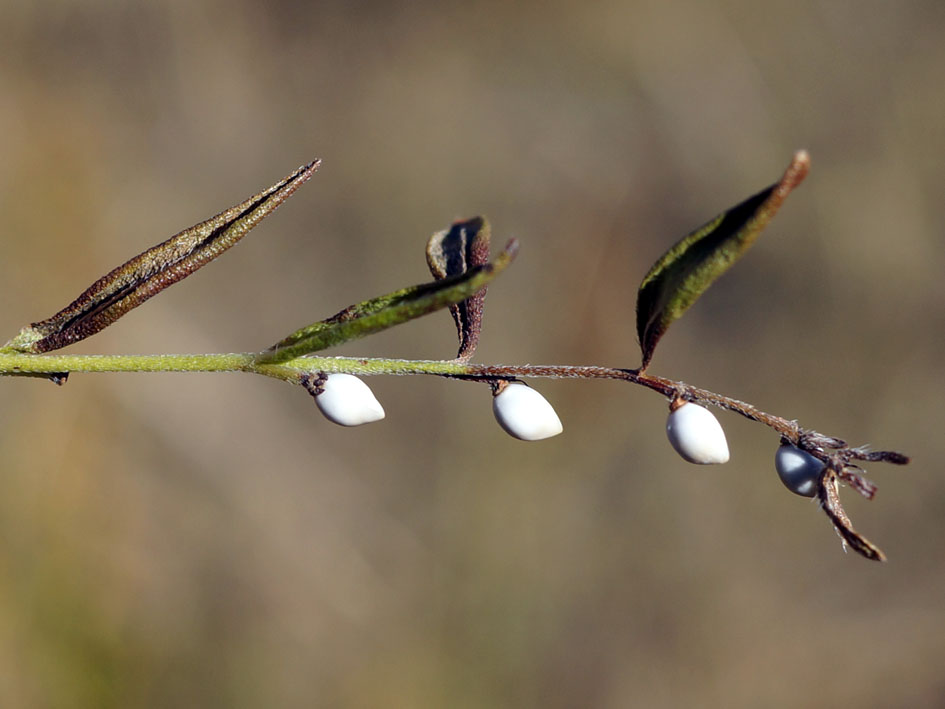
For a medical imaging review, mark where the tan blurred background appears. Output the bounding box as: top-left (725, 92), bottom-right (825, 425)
top-left (1, 1), bottom-right (943, 707)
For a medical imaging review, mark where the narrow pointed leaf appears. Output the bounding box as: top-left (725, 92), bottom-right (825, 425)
top-left (425, 217), bottom-right (491, 359)
top-left (4, 160), bottom-right (320, 354)
top-left (636, 151), bottom-right (810, 369)
top-left (257, 240), bottom-right (518, 364)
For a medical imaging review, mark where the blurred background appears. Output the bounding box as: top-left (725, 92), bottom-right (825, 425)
top-left (1, 1), bottom-right (943, 706)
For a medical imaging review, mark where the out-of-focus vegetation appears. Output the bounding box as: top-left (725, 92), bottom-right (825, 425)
top-left (1, 2), bottom-right (943, 707)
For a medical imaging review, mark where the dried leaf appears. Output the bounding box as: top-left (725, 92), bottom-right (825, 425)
top-left (636, 151), bottom-right (810, 370)
top-left (426, 217), bottom-right (491, 359)
top-left (257, 240), bottom-right (518, 364)
top-left (838, 466), bottom-right (878, 500)
top-left (852, 449), bottom-right (911, 465)
top-left (818, 469), bottom-right (886, 562)
top-left (5, 160), bottom-right (320, 353)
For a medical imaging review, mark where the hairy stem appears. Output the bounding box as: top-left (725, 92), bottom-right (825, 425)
top-left (0, 351), bottom-right (799, 436)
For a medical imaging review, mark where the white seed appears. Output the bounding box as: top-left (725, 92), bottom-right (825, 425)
top-left (665, 402), bottom-right (730, 464)
top-left (492, 382), bottom-right (563, 441)
top-left (774, 443), bottom-right (824, 497)
top-left (314, 373), bottom-right (386, 426)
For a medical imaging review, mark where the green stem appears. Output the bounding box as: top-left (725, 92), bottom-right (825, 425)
top-left (0, 351), bottom-right (254, 374)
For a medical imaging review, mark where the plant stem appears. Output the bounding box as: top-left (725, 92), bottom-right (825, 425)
top-left (0, 350), bottom-right (797, 435)
top-left (0, 351), bottom-right (255, 374)
top-left (0, 348), bottom-right (907, 561)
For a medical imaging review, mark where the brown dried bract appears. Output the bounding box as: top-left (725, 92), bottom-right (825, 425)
top-left (818, 468), bottom-right (886, 562)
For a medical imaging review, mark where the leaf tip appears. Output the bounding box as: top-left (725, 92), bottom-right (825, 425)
top-left (781, 150), bottom-right (811, 194)
top-left (296, 158), bottom-right (321, 184)
top-left (501, 238), bottom-right (520, 262)
top-left (793, 148), bottom-right (810, 169)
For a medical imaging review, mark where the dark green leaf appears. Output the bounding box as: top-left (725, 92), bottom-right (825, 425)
top-left (257, 240), bottom-right (518, 364)
top-left (4, 160), bottom-right (320, 354)
top-left (425, 217), bottom-right (491, 359)
top-left (636, 151), bottom-right (810, 370)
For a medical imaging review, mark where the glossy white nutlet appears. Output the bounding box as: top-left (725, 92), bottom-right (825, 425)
top-left (665, 402), bottom-right (730, 464)
top-left (315, 373), bottom-right (386, 427)
top-left (774, 443), bottom-right (824, 497)
top-left (492, 382), bottom-right (563, 441)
